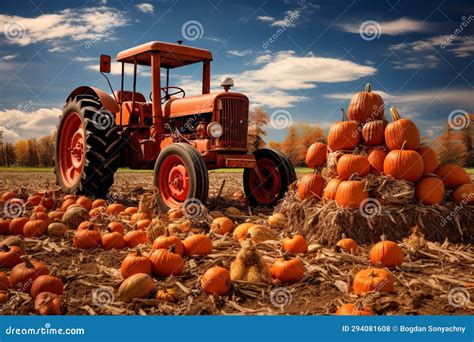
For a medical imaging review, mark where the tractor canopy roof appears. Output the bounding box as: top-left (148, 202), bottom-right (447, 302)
top-left (116, 41), bottom-right (213, 69)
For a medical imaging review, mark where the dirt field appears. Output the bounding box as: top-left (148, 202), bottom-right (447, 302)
top-left (0, 171), bottom-right (473, 315)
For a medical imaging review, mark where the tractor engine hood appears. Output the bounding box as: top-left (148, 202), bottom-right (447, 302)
top-left (163, 92), bottom-right (249, 118)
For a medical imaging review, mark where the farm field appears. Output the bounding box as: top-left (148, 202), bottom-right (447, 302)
top-left (0, 170), bottom-right (472, 315)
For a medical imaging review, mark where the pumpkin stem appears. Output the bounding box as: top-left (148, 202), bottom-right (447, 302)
top-left (169, 244), bottom-right (177, 254)
top-left (22, 256), bottom-right (34, 269)
top-left (341, 233), bottom-right (347, 239)
top-left (165, 226), bottom-right (170, 237)
top-left (364, 83), bottom-right (372, 92)
top-left (389, 106), bottom-right (401, 121)
top-left (341, 108), bottom-right (348, 121)
top-left (87, 223), bottom-right (95, 231)
top-left (401, 141), bottom-right (407, 151)
top-left (282, 253), bottom-right (291, 261)
top-left (135, 247), bottom-right (142, 257)
top-left (380, 235), bottom-right (387, 241)
top-left (1, 245), bottom-right (10, 252)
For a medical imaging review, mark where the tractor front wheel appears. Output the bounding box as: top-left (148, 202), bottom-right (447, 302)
top-left (154, 143), bottom-right (209, 212)
top-left (243, 148), bottom-right (296, 206)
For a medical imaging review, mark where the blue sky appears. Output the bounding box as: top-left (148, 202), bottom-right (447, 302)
top-left (0, 0), bottom-right (472, 143)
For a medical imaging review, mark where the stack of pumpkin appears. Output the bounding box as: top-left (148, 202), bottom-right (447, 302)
top-left (299, 83), bottom-right (473, 212)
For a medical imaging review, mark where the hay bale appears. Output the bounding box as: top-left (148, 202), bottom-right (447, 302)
top-left (277, 196), bottom-right (473, 245)
top-left (363, 174), bottom-right (415, 205)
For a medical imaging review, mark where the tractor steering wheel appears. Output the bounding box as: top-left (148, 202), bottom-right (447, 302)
top-left (149, 87), bottom-right (186, 104)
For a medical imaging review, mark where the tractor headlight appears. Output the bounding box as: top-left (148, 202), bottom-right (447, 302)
top-left (207, 122), bottom-right (223, 138)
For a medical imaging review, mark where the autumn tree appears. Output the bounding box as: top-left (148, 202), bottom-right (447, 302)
top-left (247, 107), bottom-right (269, 152)
top-left (37, 135), bottom-right (55, 166)
top-left (14, 140), bottom-right (29, 166)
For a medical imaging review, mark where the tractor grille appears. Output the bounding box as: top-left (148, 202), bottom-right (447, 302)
top-left (218, 97), bottom-right (249, 150)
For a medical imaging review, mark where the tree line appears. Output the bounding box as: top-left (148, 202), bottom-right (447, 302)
top-left (0, 111), bottom-right (471, 168)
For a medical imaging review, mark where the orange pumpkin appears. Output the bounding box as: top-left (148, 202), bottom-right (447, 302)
top-left (322, 178), bottom-right (342, 202)
top-left (106, 203), bottom-right (126, 215)
top-left (367, 148), bottom-right (388, 174)
top-left (2, 191), bottom-right (17, 201)
top-left (336, 234), bottom-right (358, 254)
top-left (23, 218), bottom-right (48, 237)
top-left (298, 173), bottom-right (325, 200)
top-left (10, 257), bottom-right (50, 293)
top-left (183, 234), bottom-right (213, 256)
top-left (48, 210), bottom-right (64, 221)
top-left (328, 120), bottom-right (360, 151)
top-left (74, 196), bottom-right (91, 210)
top-left (0, 219), bottom-right (11, 235)
top-left (415, 177), bottom-right (445, 205)
top-left (120, 248), bottom-right (152, 278)
top-left (152, 229), bottom-right (184, 256)
top-left (30, 275), bottom-right (64, 298)
top-left (435, 164), bottom-right (471, 189)
top-left (125, 206), bottom-right (138, 215)
top-left (101, 231), bottom-right (126, 250)
top-left (305, 142), bottom-right (328, 168)
top-left (27, 195), bottom-right (42, 206)
top-left (135, 219), bottom-right (152, 230)
top-left (73, 226), bottom-right (101, 249)
top-left (124, 229), bottom-right (148, 248)
top-left (335, 303), bottom-right (373, 316)
top-left (9, 217), bottom-right (29, 235)
top-left (131, 212), bottom-right (151, 224)
top-left (0, 271), bottom-right (11, 290)
top-left (0, 245), bottom-right (24, 268)
top-left (60, 199), bottom-right (76, 212)
top-left (34, 292), bottom-right (62, 315)
top-left (77, 221), bottom-right (99, 231)
top-left (201, 266), bottom-right (230, 295)
top-left (417, 147), bottom-right (438, 175)
top-left (282, 235), bottom-right (308, 254)
top-left (335, 180), bottom-right (369, 209)
top-left (348, 83), bottom-right (384, 123)
top-left (353, 268), bottom-right (394, 295)
top-left (233, 223), bottom-right (255, 242)
top-left (107, 221), bottom-right (125, 235)
top-left (92, 199), bottom-right (107, 208)
top-left (336, 154), bottom-right (370, 180)
top-left (362, 120), bottom-right (385, 146)
top-left (89, 206), bottom-right (105, 220)
top-left (63, 194), bottom-right (76, 200)
top-left (385, 107), bottom-right (420, 150)
top-left (211, 217), bottom-right (234, 235)
top-left (369, 236), bottom-right (404, 267)
top-left (271, 255), bottom-right (304, 283)
top-left (149, 247), bottom-right (185, 277)
top-left (383, 146), bottom-right (424, 182)
top-left (451, 183), bottom-right (474, 204)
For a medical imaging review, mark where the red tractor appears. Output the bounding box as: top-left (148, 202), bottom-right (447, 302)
top-left (54, 41), bottom-right (295, 211)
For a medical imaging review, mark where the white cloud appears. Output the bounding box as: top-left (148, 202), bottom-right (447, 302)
top-left (339, 17), bottom-right (432, 35)
top-left (0, 7), bottom-right (128, 49)
top-left (2, 54), bottom-right (17, 61)
top-left (257, 16), bottom-right (275, 23)
top-left (0, 107), bottom-right (61, 142)
top-left (74, 56), bottom-right (96, 63)
top-left (85, 62), bottom-right (151, 77)
top-left (391, 54), bottom-right (440, 70)
top-left (135, 3), bottom-right (154, 14)
top-left (227, 49), bottom-right (253, 57)
top-left (47, 46), bottom-right (72, 53)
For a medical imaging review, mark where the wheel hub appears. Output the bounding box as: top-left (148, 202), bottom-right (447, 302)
top-left (158, 155), bottom-right (190, 206)
top-left (58, 112), bottom-right (84, 187)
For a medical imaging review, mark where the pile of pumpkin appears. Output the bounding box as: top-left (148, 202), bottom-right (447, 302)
top-left (300, 83), bottom-right (473, 208)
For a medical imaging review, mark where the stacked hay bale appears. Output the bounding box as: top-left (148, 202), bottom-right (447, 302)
top-left (278, 84), bottom-right (473, 244)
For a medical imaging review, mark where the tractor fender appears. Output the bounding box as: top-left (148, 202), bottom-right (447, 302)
top-left (66, 86), bottom-right (119, 113)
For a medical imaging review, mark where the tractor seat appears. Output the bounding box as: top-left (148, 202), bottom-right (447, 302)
top-left (114, 90), bottom-right (146, 103)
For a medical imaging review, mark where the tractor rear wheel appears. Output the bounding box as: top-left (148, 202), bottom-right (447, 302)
top-left (243, 148), bottom-right (296, 206)
top-left (154, 143), bottom-right (209, 212)
top-left (54, 94), bottom-right (120, 198)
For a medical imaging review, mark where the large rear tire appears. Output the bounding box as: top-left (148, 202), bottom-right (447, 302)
top-left (243, 148), bottom-right (295, 206)
top-left (154, 143), bottom-right (209, 212)
top-left (54, 94), bottom-right (120, 198)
